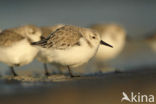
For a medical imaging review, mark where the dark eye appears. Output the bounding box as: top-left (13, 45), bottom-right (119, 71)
top-left (92, 36), bottom-right (96, 39)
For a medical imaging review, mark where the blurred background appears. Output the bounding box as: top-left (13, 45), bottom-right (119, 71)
top-left (0, 0), bottom-right (156, 37)
top-left (0, 0), bottom-right (156, 104)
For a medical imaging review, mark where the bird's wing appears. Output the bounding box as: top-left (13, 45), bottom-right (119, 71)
top-left (32, 26), bottom-right (82, 50)
top-left (0, 30), bottom-right (25, 47)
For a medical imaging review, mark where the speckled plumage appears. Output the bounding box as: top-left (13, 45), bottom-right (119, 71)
top-left (36, 25), bottom-right (84, 49)
top-left (0, 30), bottom-right (24, 47)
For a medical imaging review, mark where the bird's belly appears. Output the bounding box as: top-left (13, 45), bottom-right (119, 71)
top-left (0, 40), bottom-right (38, 66)
top-left (52, 45), bottom-right (97, 68)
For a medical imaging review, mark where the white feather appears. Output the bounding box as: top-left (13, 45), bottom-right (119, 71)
top-left (0, 39), bottom-right (38, 66)
top-left (37, 38), bottom-right (99, 68)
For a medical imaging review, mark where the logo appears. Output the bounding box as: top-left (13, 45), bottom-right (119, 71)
top-left (121, 92), bottom-right (154, 103)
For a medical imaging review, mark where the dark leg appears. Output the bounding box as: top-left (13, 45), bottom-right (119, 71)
top-left (10, 67), bottom-right (18, 76)
top-left (67, 66), bottom-right (74, 78)
top-left (44, 63), bottom-right (50, 76)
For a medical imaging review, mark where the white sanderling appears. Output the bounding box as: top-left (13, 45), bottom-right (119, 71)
top-left (90, 24), bottom-right (126, 69)
top-left (0, 25), bottom-right (42, 76)
top-left (31, 25), bottom-right (113, 77)
top-left (37, 24), bottom-right (65, 76)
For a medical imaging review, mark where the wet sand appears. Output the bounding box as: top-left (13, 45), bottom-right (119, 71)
top-left (0, 67), bottom-right (156, 104)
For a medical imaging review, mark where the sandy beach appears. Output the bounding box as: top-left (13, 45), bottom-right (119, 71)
top-left (0, 67), bottom-right (156, 104)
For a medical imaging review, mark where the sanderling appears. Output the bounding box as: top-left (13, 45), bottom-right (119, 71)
top-left (38, 24), bottom-right (65, 76)
top-left (90, 24), bottom-right (126, 68)
top-left (31, 25), bottom-right (113, 77)
top-left (10, 25), bottom-right (42, 42)
top-left (0, 25), bottom-right (42, 76)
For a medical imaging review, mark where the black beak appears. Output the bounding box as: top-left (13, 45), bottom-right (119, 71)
top-left (100, 40), bottom-right (113, 48)
top-left (40, 36), bottom-right (45, 40)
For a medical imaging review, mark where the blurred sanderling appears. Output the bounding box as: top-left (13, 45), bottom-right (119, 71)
top-left (0, 25), bottom-right (42, 76)
top-left (38, 24), bottom-right (65, 76)
top-left (31, 25), bottom-right (113, 77)
top-left (90, 24), bottom-right (126, 70)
